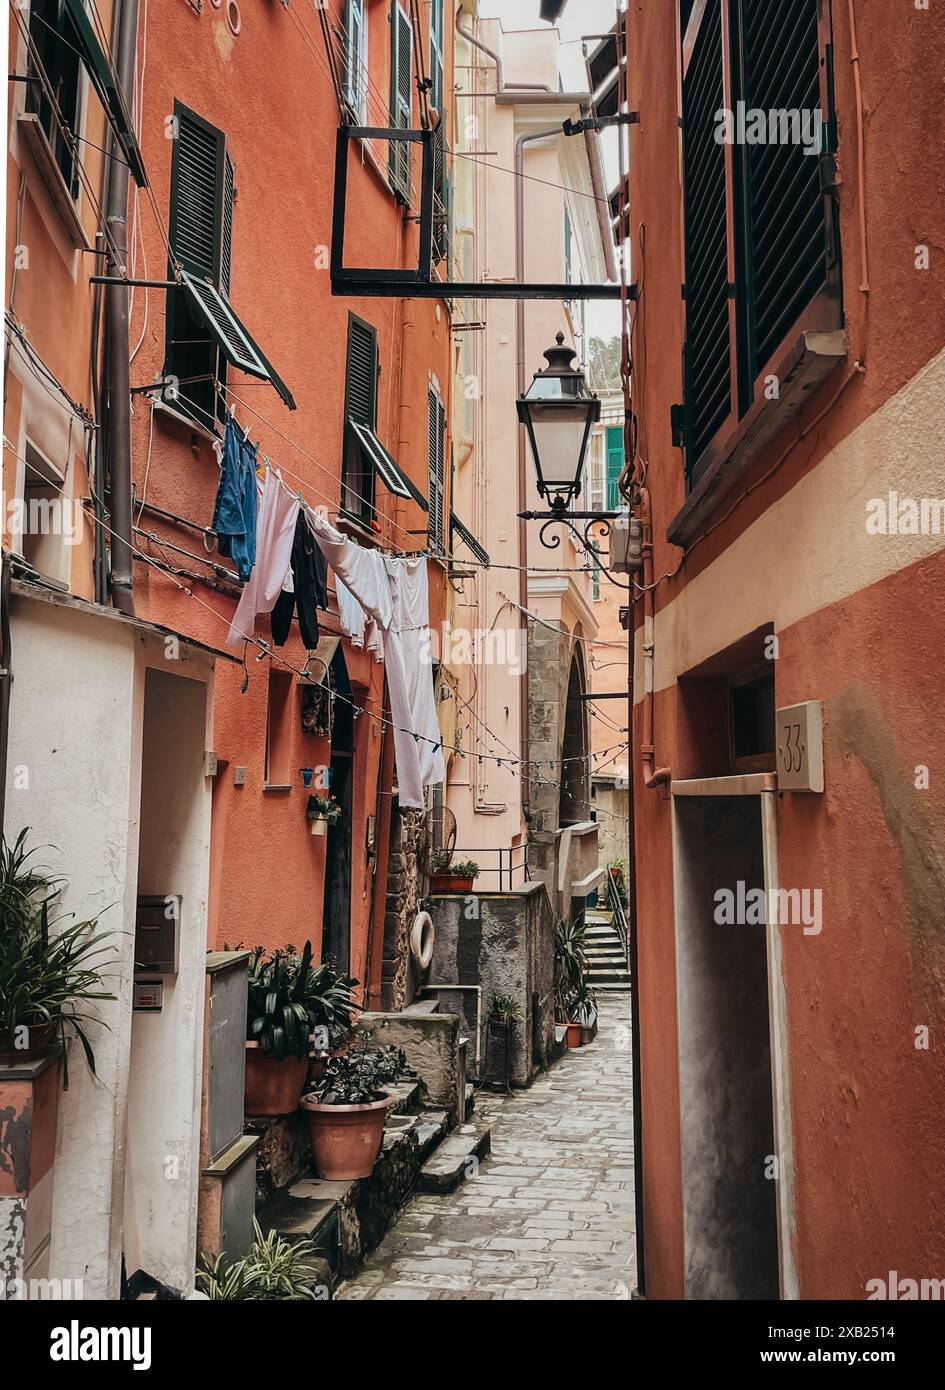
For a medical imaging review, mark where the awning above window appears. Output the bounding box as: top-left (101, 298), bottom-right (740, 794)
top-left (450, 511), bottom-right (489, 565)
top-left (63, 0), bottom-right (148, 188)
top-left (349, 422), bottom-right (427, 509)
top-left (181, 272), bottom-right (296, 410)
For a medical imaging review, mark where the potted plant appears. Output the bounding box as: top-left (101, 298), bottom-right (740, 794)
top-left (299, 1040), bottom-right (405, 1180)
top-left (430, 851), bottom-right (479, 893)
top-left (488, 992), bottom-right (520, 1030)
top-left (554, 916), bottom-right (589, 1049)
top-left (244, 941), bottom-right (314, 1116)
top-left (0, 831), bottom-right (117, 1082)
top-left (609, 858), bottom-right (630, 908)
top-left (571, 978), bottom-right (599, 1047)
top-left (307, 793), bottom-right (341, 837)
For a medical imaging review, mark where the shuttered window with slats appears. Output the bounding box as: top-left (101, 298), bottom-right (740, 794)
top-left (682, 0), bottom-right (732, 471)
top-left (343, 314), bottom-right (379, 520)
top-left (389, 3), bottom-right (414, 203)
top-left (428, 387), bottom-right (446, 554)
top-left (165, 103), bottom-right (236, 428)
top-left (679, 0), bottom-right (839, 488)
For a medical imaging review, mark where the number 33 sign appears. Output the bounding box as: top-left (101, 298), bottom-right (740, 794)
top-left (776, 701), bottom-right (824, 793)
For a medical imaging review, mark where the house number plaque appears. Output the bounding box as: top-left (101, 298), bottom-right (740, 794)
top-left (776, 700), bottom-right (824, 793)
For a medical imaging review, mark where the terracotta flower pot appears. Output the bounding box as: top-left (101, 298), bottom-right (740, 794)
top-left (431, 873), bottom-right (474, 893)
top-left (565, 1022), bottom-right (582, 1049)
top-left (300, 1091), bottom-right (394, 1180)
top-left (0, 1021), bottom-right (54, 1064)
top-left (244, 1042), bottom-right (310, 1117)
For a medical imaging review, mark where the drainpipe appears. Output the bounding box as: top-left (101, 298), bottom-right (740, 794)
top-left (455, 7), bottom-right (553, 93)
top-left (638, 486), bottom-right (670, 789)
top-left (103, 0), bottom-right (139, 616)
top-left (582, 121), bottom-right (619, 284)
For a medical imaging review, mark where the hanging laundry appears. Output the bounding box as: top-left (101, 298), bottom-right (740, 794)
top-left (271, 511), bottom-right (328, 649)
top-left (212, 417), bottom-right (259, 582)
top-left (335, 577), bottom-right (383, 663)
top-left (226, 470), bottom-right (299, 648)
top-left (307, 512), bottom-right (445, 808)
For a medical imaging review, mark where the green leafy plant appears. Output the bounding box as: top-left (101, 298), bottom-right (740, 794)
top-left (306, 794), bottom-right (341, 825)
top-left (554, 916), bottom-right (589, 1023)
top-left (430, 853), bottom-right (479, 879)
top-left (488, 992), bottom-right (520, 1027)
top-left (429, 849), bottom-right (452, 874)
top-left (311, 1041), bottom-right (406, 1106)
top-left (240, 942), bottom-right (359, 1060)
top-left (196, 1220), bottom-right (326, 1301)
top-left (570, 977), bottom-right (598, 1026)
top-left (0, 831), bottom-right (117, 1084)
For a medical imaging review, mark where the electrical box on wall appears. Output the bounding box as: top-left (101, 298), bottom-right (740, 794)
top-left (134, 896), bottom-right (181, 974)
top-left (776, 701), bottom-right (824, 793)
top-left (610, 512), bottom-right (644, 573)
top-left (133, 980), bottom-right (164, 1013)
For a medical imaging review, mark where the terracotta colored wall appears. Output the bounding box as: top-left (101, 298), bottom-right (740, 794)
top-left (628, 0), bottom-right (945, 1298)
top-left (128, 2), bottom-right (454, 987)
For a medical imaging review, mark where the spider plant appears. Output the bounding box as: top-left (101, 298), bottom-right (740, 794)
top-left (0, 836), bottom-right (117, 1084)
top-left (554, 916), bottom-right (589, 1024)
top-left (196, 1221), bottom-right (327, 1301)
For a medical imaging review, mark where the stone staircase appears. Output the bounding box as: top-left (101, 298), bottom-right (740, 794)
top-left (585, 909), bottom-right (631, 993)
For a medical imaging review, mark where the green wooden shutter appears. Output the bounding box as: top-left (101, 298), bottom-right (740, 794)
top-left (170, 103), bottom-right (229, 288)
top-left (681, 1), bottom-right (732, 478)
top-left (345, 315), bottom-right (378, 427)
top-left (389, 2), bottom-right (413, 202)
top-left (605, 426), bottom-right (623, 509)
top-left (432, 124), bottom-right (451, 266)
top-left (344, 0), bottom-right (366, 116)
top-left (428, 388), bottom-right (446, 553)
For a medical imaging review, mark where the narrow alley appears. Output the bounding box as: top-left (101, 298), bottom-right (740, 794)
top-left (337, 999), bottom-right (635, 1301)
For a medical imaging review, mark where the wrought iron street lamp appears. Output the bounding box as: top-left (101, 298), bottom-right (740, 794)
top-left (517, 333), bottom-right (601, 514)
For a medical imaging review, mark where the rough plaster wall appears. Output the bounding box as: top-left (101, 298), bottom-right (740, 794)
top-left (381, 808), bottom-right (425, 1011)
top-left (356, 1013), bottom-right (460, 1118)
top-left (428, 885), bottom-right (554, 1087)
top-left (674, 797), bottom-right (779, 1300)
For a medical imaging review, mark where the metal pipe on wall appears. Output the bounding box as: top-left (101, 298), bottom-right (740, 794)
top-left (103, 0), bottom-right (140, 616)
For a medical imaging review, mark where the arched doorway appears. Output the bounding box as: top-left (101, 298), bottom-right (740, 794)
top-left (559, 652), bottom-right (588, 827)
top-left (322, 646), bottom-right (354, 971)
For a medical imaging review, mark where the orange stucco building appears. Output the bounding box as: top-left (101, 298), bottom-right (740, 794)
top-left (624, 0), bottom-right (945, 1299)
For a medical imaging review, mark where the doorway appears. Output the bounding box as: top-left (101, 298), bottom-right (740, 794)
top-left (321, 647), bottom-right (354, 972)
top-left (672, 791), bottom-right (781, 1299)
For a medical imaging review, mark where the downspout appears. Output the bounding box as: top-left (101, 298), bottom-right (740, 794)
top-left (583, 122), bottom-right (619, 283)
top-left (103, 0), bottom-right (139, 616)
top-left (455, 7), bottom-right (553, 93)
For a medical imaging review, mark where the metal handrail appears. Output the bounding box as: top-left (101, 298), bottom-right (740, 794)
top-left (607, 870), bottom-right (630, 966)
top-left (447, 845), bottom-right (530, 893)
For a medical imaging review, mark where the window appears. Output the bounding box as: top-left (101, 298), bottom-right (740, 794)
top-left (432, 124), bottom-right (452, 267)
top-left (427, 387), bottom-right (446, 554)
top-left (605, 426), bottom-right (623, 509)
top-left (16, 438), bottom-right (71, 587)
top-left (343, 313), bottom-right (379, 522)
top-left (389, 2), bottom-right (413, 203)
top-left (265, 668), bottom-right (295, 789)
top-left (25, 0), bottom-right (81, 196)
top-left (429, 0), bottom-right (445, 112)
top-left (679, 0), bottom-right (840, 488)
top-left (729, 669), bottom-right (776, 774)
top-left (164, 103), bottom-right (295, 426)
top-left (586, 431), bottom-right (605, 513)
top-left (165, 104), bottom-right (235, 429)
top-left (591, 554), bottom-right (601, 602)
top-left (344, 0), bottom-right (369, 122)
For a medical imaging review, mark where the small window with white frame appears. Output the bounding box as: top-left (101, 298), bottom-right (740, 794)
top-left (344, 0), bottom-right (370, 123)
top-left (13, 437), bottom-right (75, 589)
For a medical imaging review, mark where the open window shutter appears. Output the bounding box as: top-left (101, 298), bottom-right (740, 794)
top-left (432, 124), bottom-right (451, 265)
top-left (345, 0), bottom-right (365, 115)
top-left (428, 389), bottom-right (446, 553)
top-left (170, 104), bottom-right (227, 288)
top-left (605, 426), bottom-right (623, 509)
top-left (430, 0), bottom-right (445, 112)
top-left (221, 150), bottom-right (235, 298)
top-left (737, 0), bottom-right (830, 382)
top-left (346, 316), bottom-right (378, 427)
top-left (681, 1), bottom-right (732, 478)
top-left (389, 3), bottom-right (413, 202)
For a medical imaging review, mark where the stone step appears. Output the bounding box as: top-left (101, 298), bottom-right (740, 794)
top-left (588, 967), bottom-right (631, 982)
top-left (586, 910), bottom-right (614, 924)
top-left (417, 1120), bottom-right (492, 1194)
top-left (587, 946), bottom-right (626, 959)
top-left (594, 982), bottom-right (633, 993)
top-left (464, 1082), bottom-right (475, 1121)
top-left (413, 1108), bottom-right (450, 1161)
top-left (403, 999), bottom-right (440, 1016)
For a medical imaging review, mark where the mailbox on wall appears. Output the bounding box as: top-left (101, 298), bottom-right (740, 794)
top-left (134, 895), bottom-right (181, 974)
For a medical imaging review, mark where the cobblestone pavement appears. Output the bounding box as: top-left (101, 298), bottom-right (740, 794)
top-left (337, 996), bottom-right (635, 1301)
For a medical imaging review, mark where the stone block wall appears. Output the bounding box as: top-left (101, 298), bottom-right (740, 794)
top-left (381, 805), bottom-right (426, 1011)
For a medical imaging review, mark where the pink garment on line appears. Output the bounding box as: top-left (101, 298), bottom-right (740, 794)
top-left (226, 470), bottom-right (299, 648)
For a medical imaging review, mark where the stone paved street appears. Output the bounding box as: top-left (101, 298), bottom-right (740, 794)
top-left (337, 997), bottom-right (635, 1301)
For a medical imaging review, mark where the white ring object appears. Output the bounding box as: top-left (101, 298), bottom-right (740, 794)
top-left (409, 911), bottom-right (434, 972)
